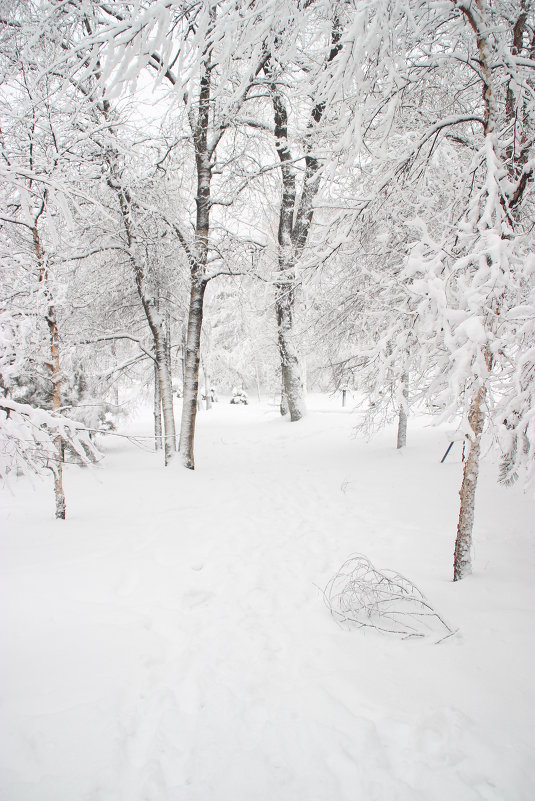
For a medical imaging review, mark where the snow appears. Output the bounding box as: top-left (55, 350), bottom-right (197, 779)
top-left (1, 394), bottom-right (534, 801)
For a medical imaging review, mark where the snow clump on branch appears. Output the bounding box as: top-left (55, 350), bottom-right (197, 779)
top-left (0, 397), bottom-right (100, 482)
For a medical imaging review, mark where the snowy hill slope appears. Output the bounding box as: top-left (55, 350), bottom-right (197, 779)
top-left (1, 395), bottom-right (534, 801)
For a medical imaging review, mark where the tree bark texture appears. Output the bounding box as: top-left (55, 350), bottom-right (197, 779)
top-left (179, 278), bottom-right (206, 468)
top-left (115, 187), bottom-right (177, 465)
top-left (269, 76), bottom-right (305, 422)
top-left (451, 0), bottom-right (504, 580)
top-left (154, 360), bottom-right (162, 451)
top-left (453, 383), bottom-right (486, 581)
top-left (266, 23), bottom-right (341, 421)
top-left (396, 372), bottom-right (409, 449)
top-left (139, 284), bottom-right (176, 466)
top-left (280, 377), bottom-right (289, 416)
top-left (178, 43), bottom-right (212, 468)
top-left (276, 278), bottom-right (304, 421)
top-left (156, 338), bottom-right (177, 466)
top-left (203, 362), bottom-right (212, 410)
top-left (34, 225), bottom-right (66, 520)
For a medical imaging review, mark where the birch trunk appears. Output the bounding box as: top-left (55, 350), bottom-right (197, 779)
top-left (254, 361), bottom-right (262, 403)
top-left (451, 0), bottom-right (502, 580)
top-left (114, 188), bottom-right (177, 465)
top-left (280, 376), bottom-right (289, 416)
top-left (203, 362), bottom-right (212, 411)
top-left (396, 372), bottom-right (409, 449)
top-left (178, 41), bottom-right (212, 468)
top-left (268, 73), bottom-right (305, 422)
top-left (453, 384), bottom-right (486, 581)
top-left (111, 341), bottom-right (119, 407)
top-left (179, 278), bottom-right (206, 468)
top-left (49, 309), bottom-right (65, 520)
top-left (157, 344), bottom-right (176, 466)
top-left (34, 225), bottom-right (65, 519)
top-left (276, 278), bottom-right (304, 421)
top-left (138, 295), bottom-right (176, 465)
top-left (154, 360), bottom-right (162, 451)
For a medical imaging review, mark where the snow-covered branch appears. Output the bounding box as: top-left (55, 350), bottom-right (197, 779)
top-left (0, 396), bottom-right (100, 482)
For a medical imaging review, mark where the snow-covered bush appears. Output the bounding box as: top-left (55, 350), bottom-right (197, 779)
top-left (324, 554), bottom-right (456, 643)
top-left (230, 388), bottom-right (248, 405)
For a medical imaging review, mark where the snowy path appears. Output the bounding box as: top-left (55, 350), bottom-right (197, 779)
top-left (1, 396), bottom-right (534, 800)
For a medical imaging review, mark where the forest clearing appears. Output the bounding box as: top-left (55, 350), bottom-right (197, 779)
top-left (2, 1), bottom-right (535, 798)
top-left (1, 395), bottom-right (534, 801)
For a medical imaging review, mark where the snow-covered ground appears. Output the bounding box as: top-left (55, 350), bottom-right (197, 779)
top-left (1, 394), bottom-right (534, 801)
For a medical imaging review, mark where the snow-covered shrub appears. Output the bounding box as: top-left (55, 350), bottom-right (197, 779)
top-left (230, 388), bottom-right (248, 405)
top-left (324, 554), bottom-right (456, 643)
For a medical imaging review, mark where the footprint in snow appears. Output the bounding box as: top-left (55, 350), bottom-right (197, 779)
top-left (115, 569), bottom-right (139, 597)
top-left (182, 589), bottom-right (213, 609)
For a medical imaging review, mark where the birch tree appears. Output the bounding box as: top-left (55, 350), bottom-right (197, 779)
top-left (50, 0), bottom-right (275, 468)
top-left (395, 1), bottom-right (535, 579)
top-left (333, 0), bottom-right (535, 579)
top-left (0, 8), bottom-right (102, 514)
top-left (261, 3), bottom-right (346, 421)
top-left (47, 3), bottom-right (183, 465)
top-left (292, 0), bottom-right (534, 580)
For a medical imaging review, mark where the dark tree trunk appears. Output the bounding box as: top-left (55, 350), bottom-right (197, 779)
top-left (178, 39), bottom-right (212, 468)
top-left (266, 23), bottom-right (341, 422)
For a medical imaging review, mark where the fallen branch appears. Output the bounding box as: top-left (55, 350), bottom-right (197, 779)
top-left (323, 553), bottom-right (457, 643)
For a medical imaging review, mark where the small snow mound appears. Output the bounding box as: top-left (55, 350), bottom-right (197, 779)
top-left (324, 554), bottom-right (456, 643)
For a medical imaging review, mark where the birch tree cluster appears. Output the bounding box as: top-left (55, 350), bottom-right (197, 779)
top-left (0, 0), bottom-right (533, 578)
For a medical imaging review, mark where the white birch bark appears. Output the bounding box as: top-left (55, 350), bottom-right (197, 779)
top-left (154, 361), bottom-right (162, 451)
top-left (178, 85), bottom-right (211, 467)
top-left (396, 372), bottom-right (409, 450)
top-left (203, 362), bottom-right (212, 411)
top-left (276, 278), bottom-right (305, 420)
top-left (453, 380), bottom-right (487, 580)
top-left (34, 224), bottom-right (66, 519)
top-left (158, 348), bottom-right (176, 465)
top-left (280, 378), bottom-right (289, 416)
top-left (114, 186), bottom-right (177, 465)
top-left (268, 73), bottom-right (305, 422)
top-left (179, 278), bottom-right (206, 468)
top-left (450, 0), bottom-right (501, 579)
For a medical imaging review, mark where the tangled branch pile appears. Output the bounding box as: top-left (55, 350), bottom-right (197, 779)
top-left (324, 554), bottom-right (456, 643)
